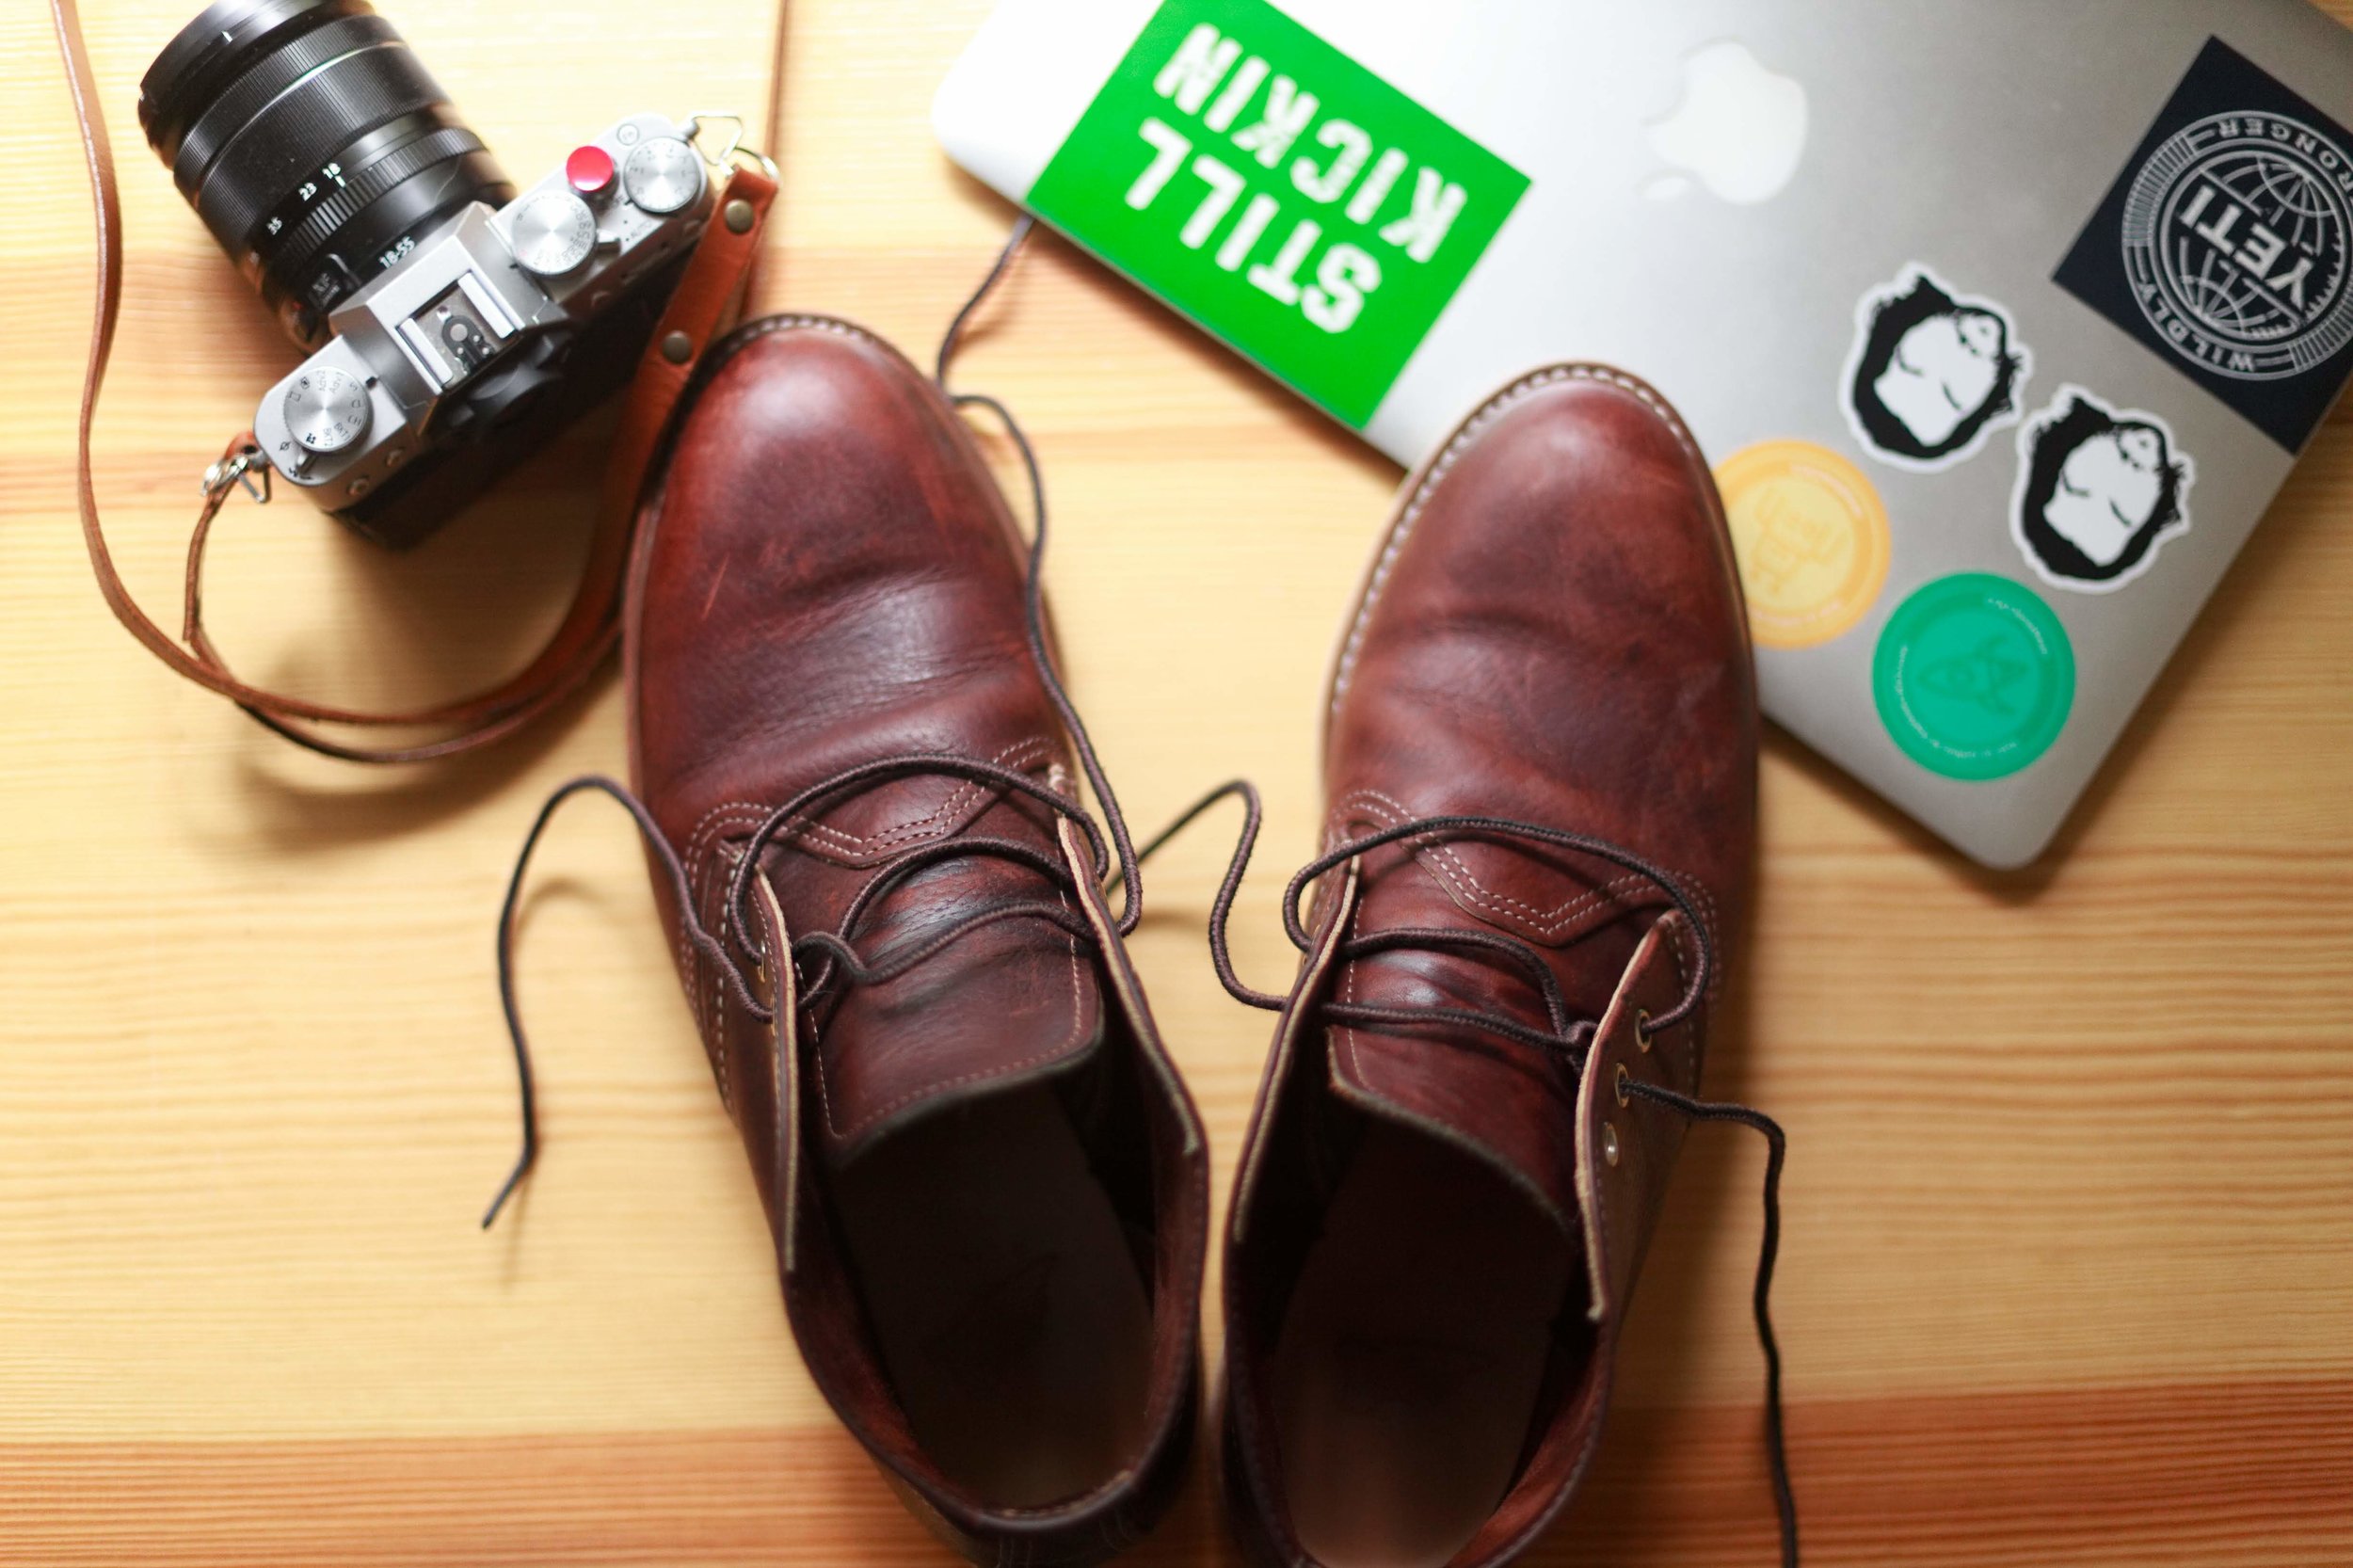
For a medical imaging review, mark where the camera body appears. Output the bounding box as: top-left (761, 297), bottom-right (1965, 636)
top-left (249, 113), bottom-right (714, 547)
top-left (142, 2), bottom-right (728, 550)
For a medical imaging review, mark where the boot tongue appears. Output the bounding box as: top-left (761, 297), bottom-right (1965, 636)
top-left (1325, 836), bottom-right (1660, 1238)
top-left (796, 818), bottom-right (1107, 1170)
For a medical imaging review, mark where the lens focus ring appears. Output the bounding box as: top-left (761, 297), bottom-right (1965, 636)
top-left (168, 11), bottom-right (400, 194)
top-left (191, 43), bottom-right (449, 245)
top-left (140, 0), bottom-right (369, 155)
top-left (139, 0), bottom-right (510, 349)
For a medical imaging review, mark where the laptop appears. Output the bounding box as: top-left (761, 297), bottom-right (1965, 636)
top-left (933, 0), bottom-right (2353, 868)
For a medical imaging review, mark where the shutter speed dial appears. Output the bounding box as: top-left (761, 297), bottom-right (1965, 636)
top-left (282, 366), bottom-right (370, 454)
top-left (508, 188), bottom-right (598, 276)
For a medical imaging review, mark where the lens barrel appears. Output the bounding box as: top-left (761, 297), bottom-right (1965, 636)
top-left (140, 0), bottom-right (512, 346)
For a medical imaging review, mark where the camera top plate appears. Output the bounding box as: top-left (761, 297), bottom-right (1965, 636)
top-left (251, 112), bottom-right (716, 506)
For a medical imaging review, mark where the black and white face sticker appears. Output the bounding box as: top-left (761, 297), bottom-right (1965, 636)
top-left (1843, 264), bottom-right (2033, 472)
top-left (2010, 385), bottom-right (2196, 593)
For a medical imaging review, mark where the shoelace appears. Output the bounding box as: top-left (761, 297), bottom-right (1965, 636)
top-left (487, 216), bottom-right (1164, 1229)
top-left (484, 216), bottom-right (1800, 1567)
top-left (1168, 783), bottom-right (1800, 1568)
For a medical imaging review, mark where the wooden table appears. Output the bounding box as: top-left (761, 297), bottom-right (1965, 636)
top-left (5, 3), bottom-right (2350, 1563)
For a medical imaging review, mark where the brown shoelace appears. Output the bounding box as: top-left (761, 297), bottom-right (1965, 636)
top-left (488, 218), bottom-right (1801, 1568)
top-left (1173, 783), bottom-right (1800, 1568)
top-left (488, 217), bottom-right (1155, 1227)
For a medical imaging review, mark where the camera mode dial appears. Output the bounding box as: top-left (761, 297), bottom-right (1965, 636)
top-left (508, 188), bottom-right (598, 277)
top-left (282, 365), bottom-right (370, 455)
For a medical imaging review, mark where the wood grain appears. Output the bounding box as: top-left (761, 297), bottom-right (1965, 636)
top-left (3, 2), bottom-right (2350, 1563)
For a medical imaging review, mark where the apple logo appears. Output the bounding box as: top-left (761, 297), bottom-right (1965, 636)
top-left (1643, 40), bottom-right (1810, 204)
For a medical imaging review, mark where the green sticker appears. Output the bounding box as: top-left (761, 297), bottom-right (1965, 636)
top-left (1874, 573), bottom-right (2076, 782)
top-left (1027, 0), bottom-right (1529, 427)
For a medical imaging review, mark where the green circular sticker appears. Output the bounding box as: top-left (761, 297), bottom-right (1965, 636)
top-left (1874, 573), bottom-right (2075, 781)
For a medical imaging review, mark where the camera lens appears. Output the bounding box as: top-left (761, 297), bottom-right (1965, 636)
top-left (140, 0), bottom-right (513, 347)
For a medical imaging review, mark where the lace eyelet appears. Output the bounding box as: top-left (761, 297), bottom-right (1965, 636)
top-left (1635, 1008), bottom-right (1654, 1053)
top-left (1613, 1062), bottom-right (1631, 1108)
top-left (1601, 1122), bottom-right (1621, 1167)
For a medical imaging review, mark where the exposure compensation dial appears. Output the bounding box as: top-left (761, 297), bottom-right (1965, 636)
top-left (621, 136), bottom-right (704, 216)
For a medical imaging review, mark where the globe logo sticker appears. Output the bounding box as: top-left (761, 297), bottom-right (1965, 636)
top-left (1874, 575), bottom-right (2075, 783)
top-left (2122, 109), bottom-right (2353, 381)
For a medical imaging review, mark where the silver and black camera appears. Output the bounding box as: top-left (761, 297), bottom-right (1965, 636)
top-left (142, 1), bottom-right (721, 548)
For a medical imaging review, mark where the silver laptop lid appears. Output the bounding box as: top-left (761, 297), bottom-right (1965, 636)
top-left (936, 0), bottom-right (2353, 865)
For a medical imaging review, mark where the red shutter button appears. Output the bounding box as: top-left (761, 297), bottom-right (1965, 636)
top-left (565, 145), bottom-right (616, 199)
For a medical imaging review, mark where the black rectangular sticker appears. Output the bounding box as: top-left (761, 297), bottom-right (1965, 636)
top-left (2056, 38), bottom-right (2353, 453)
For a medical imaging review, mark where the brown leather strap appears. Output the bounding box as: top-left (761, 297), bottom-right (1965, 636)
top-left (51, 0), bottom-right (776, 763)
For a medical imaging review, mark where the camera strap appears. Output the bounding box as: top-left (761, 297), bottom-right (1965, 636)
top-left (52, 0), bottom-right (780, 763)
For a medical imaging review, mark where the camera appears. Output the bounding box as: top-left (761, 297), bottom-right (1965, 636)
top-left (141, 1), bottom-right (718, 548)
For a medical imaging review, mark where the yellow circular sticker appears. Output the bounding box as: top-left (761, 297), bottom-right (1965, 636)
top-left (1716, 440), bottom-right (1894, 650)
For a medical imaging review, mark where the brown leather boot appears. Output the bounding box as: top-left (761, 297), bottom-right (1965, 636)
top-left (1211, 367), bottom-right (1795, 1568)
top-left (494, 300), bottom-right (1208, 1564)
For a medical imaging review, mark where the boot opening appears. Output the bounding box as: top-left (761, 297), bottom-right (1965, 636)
top-left (1269, 1113), bottom-right (1586, 1568)
top-left (830, 1059), bottom-right (1155, 1510)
